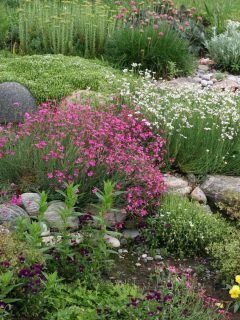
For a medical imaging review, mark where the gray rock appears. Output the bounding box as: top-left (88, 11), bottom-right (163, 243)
top-left (164, 174), bottom-right (192, 195)
top-left (0, 82), bottom-right (37, 123)
top-left (198, 65), bottom-right (209, 72)
top-left (201, 204), bottom-right (212, 214)
top-left (44, 201), bottom-right (79, 230)
top-left (191, 187), bottom-right (207, 204)
top-left (104, 234), bottom-right (120, 248)
top-left (104, 210), bottom-right (126, 227)
top-left (202, 74), bottom-right (212, 81)
top-left (154, 254), bottom-right (163, 260)
top-left (0, 205), bottom-right (30, 228)
top-left (192, 77), bottom-right (201, 83)
top-left (21, 192), bottom-right (41, 217)
top-left (40, 222), bottom-right (50, 236)
top-left (213, 80), bottom-right (239, 91)
top-left (201, 175), bottom-right (240, 218)
top-left (123, 229), bottom-right (140, 239)
top-left (201, 80), bottom-right (209, 87)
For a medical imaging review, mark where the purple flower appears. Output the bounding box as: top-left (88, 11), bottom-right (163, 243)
top-left (18, 268), bottom-right (31, 278)
top-left (1, 261), bottom-right (10, 268)
top-left (167, 281), bottom-right (173, 289)
top-left (164, 223), bottom-right (172, 229)
top-left (18, 256), bottom-right (25, 263)
top-left (0, 302), bottom-right (6, 309)
top-left (79, 248), bottom-right (90, 256)
top-left (130, 298), bottom-right (138, 307)
top-left (147, 311), bottom-right (155, 316)
top-left (32, 288), bottom-right (38, 295)
top-left (54, 255), bottom-right (60, 261)
top-left (79, 265), bottom-right (85, 273)
top-left (164, 294), bottom-right (173, 303)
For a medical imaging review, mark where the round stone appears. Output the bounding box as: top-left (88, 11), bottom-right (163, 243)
top-left (0, 82), bottom-right (37, 123)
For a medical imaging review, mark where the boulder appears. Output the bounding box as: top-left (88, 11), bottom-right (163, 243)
top-left (213, 80), bottom-right (239, 91)
top-left (104, 234), bottom-right (120, 248)
top-left (0, 205), bottom-right (30, 228)
top-left (104, 210), bottom-right (126, 227)
top-left (44, 200), bottom-right (79, 230)
top-left (190, 187), bottom-right (207, 204)
top-left (0, 82), bottom-right (37, 123)
top-left (164, 174), bottom-right (192, 195)
top-left (21, 192), bottom-right (41, 217)
top-left (201, 175), bottom-right (240, 218)
top-left (122, 229), bottom-right (140, 239)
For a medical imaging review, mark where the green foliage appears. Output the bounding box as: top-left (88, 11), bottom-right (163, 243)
top-left (142, 194), bottom-right (234, 257)
top-left (0, 4), bottom-right (10, 48)
top-left (0, 53), bottom-right (125, 102)
top-left (37, 274), bottom-right (225, 320)
top-left (207, 21), bottom-right (240, 74)
top-left (105, 24), bottom-right (194, 78)
top-left (0, 229), bottom-right (45, 267)
top-left (17, 0), bottom-right (117, 57)
top-left (209, 238), bottom-right (240, 283)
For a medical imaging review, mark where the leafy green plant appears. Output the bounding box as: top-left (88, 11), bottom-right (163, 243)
top-left (18, 0), bottom-right (117, 57)
top-left (0, 4), bottom-right (10, 49)
top-left (105, 24), bottom-right (194, 78)
top-left (209, 238), bottom-right (240, 283)
top-left (141, 194), bottom-right (234, 257)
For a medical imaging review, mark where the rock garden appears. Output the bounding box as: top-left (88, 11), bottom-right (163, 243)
top-left (0, 0), bottom-right (240, 319)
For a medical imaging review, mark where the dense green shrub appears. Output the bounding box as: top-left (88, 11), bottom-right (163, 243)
top-left (0, 5), bottom-right (10, 49)
top-left (207, 21), bottom-right (240, 73)
top-left (209, 238), bottom-right (240, 282)
top-left (105, 24), bottom-right (194, 78)
top-left (0, 53), bottom-right (125, 102)
top-left (141, 194), bottom-right (234, 257)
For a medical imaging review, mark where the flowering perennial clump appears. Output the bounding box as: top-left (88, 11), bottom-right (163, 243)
top-left (0, 103), bottom-right (166, 216)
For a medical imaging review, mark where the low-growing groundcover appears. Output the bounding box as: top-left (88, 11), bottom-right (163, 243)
top-left (0, 53), bottom-right (127, 103)
top-left (138, 194), bottom-right (240, 282)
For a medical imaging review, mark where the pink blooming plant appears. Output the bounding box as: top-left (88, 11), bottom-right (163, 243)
top-left (0, 103), bottom-right (167, 217)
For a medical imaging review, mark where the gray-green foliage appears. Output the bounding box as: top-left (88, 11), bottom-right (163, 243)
top-left (207, 21), bottom-right (240, 73)
top-left (0, 53), bottom-right (124, 102)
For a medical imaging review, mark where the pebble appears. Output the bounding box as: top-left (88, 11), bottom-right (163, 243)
top-left (147, 256), bottom-right (154, 261)
top-left (154, 255), bottom-right (163, 260)
top-left (201, 80), bottom-right (208, 87)
top-left (142, 254), bottom-right (147, 258)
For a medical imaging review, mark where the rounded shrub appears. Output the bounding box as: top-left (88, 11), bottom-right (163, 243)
top-left (141, 194), bottom-right (234, 257)
top-left (105, 24), bottom-right (195, 78)
top-left (207, 21), bottom-right (240, 73)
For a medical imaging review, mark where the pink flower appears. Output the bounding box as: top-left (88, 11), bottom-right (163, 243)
top-left (159, 32), bottom-right (164, 37)
top-left (130, 0), bottom-right (135, 5)
top-left (47, 172), bottom-right (53, 179)
top-left (92, 187), bottom-right (97, 193)
top-left (185, 281), bottom-right (192, 288)
top-left (87, 171), bottom-right (94, 177)
top-left (184, 21), bottom-right (190, 27)
top-left (153, 24), bottom-right (159, 30)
